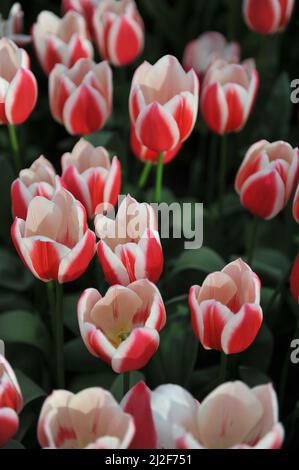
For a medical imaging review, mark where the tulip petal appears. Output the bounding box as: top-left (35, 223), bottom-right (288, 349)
top-left (201, 82), bottom-right (228, 134)
top-left (107, 15), bottom-right (143, 66)
top-left (0, 408), bottom-right (19, 447)
top-left (11, 179), bottom-right (32, 220)
top-left (103, 156), bottom-right (121, 207)
top-left (5, 68), bottom-right (37, 124)
top-left (138, 229), bottom-right (164, 283)
top-left (243, 0), bottom-right (281, 34)
top-left (97, 240), bottom-right (130, 286)
top-left (58, 229), bottom-right (95, 283)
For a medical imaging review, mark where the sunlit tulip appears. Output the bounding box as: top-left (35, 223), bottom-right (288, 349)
top-left (11, 156), bottom-right (60, 220)
top-left (61, 138), bottom-right (121, 218)
top-left (189, 258), bottom-right (263, 354)
top-left (151, 382), bottom-right (284, 449)
top-left (93, 0), bottom-right (144, 67)
top-left (49, 58), bottom-right (112, 135)
top-left (200, 59), bottom-right (259, 135)
top-left (243, 0), bottom-right (295, 35)
top-left (37, 388), bottom-right (134, 448)
top-left (0, 38), bottom-right (37, 125)
top-left (129, 55), bottom-right (199, 153)
top-left (62, 0), bottom-right (100, 30)
top-left (236, 140), bottom-right (299, 220)
top-left (95, 194), bottom-right (163, 286)
top-left (0, 3), bottom-right (30, 45)
top-left (11, 188), bottom-right (96, 283)
top-left (78, 279), bottom-right (166, 373)
top-left (32, 10), bottom-right (93, 75)
top-left (0, 354), bottom-right (23, 448)
top-left (183, 31), bottom-right (240, 78)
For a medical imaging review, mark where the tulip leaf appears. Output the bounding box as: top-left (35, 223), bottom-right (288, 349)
top-left (237, 323), bottom-right (274, 372)
top-left (0, 248), bottom-right (34, 292)
top-left (238, 366), bottom-right (270, 387)
top-left (15, 370), bottom-right (46, 407)
top-left (64, 338), bottom-right (110, 373)
top-left (252, 248), bottom-right (291, 282)
top-left (69, 372), bottom-right (116, 393)
top-left (168, 247), bottom-right (225, 278)
top-left (110, 371), bottom-right (145, 402)
top-left (3, 440), bottom-right (25, 449)
top-left (63, 293), bottom-right (80, 336)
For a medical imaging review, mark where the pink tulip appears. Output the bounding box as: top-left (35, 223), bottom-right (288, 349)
top-left (292, 182), bottom-right (299, 223)
top-left (37, 388), bottom-right (135, 448)
top-left (0, 3), bottom-right (31, 45)
top-left (0, 38), bottom-right (37, 125)
top-left (200, 59), bottom-right (259, 135)
top-left (129, 55), bottom-right (199, 153)
top-left (61, 138), bottom-right (121, 219)
top-left (78, 279), bottom-right (166, 373)
top-left (11, 156), bottom-right (60, 220)
top-left (95, 194), bottom-right (163, 286)
top-left (93, 0), bottom-right (144, 67)
top-left (62, 0), bottom-right (100, 30)
top-left (236, 140), bottom-right (299, 220)
top-left (189, 258), bottom-right (263, 354)
top-left (151, 382), bottom-right (284, 449)
top-left (32, 10), bottom-right (93, 75)
top-left (243, 0), bottom-right (295, 35)
top-left (0, 354), bottom-right (23, 448)
top-left (49, 58), bottom-right (112, 135)
top-left (183, 31), bottom-right (240, 78)
top-left (11, 188), bottom-right (96, 283)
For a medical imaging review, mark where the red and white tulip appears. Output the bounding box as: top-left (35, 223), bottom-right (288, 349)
top-left (129, 55), bottom-right (199, 153)
top-left (11, 156), bottom-right (60, 220)
top-left (61, 138), bottom-right (121, 219)
top-left (95, 195), bottom-right (163, 286)
top-left (38, 387), bottom-right (134, 448)
top-left (0, 3), bottom-right (31, 45)
top-left (236, 140), bottom-right (299, 220)
top-left (189, 258), bottom-right (263, 354)
top-left (0, 354), bottom-right (23, 448)
top-left (93, 0), bottom-right (144, 67)
top-left (62, 0), bottom-right (100, 30)
top-left (290, 254), bottom-right (299, 303)
top-left (183, 31), bottom-right (240, 78)
top-left (49, 58), bottom-right (112, 135)
top-left (0, 38), bottom-right (37, 125)
top-left (78, 279), bottom-right (166, 373)
top-left (32, 10), bottom-right (93, 75)
top-left (200, 59), bottom-right (259, 134)
top-left (11, 188), bottom-right (96, 283)
top-left (243, 0), bottom-right (295, 35)
top-left (292, 182), bottom-right (299, 223)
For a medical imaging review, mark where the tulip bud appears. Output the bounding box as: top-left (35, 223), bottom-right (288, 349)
top-left (243, 0), bottom-right (295, 35)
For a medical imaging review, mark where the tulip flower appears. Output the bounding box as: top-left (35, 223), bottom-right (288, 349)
top-left (189, 258), bottom-right (263, 354)
top-left (151, 382), bottom-right (284, 449)
top-left (62, 0), bottom-right (100, 30)
top-left (11, 188), bottom-right (96, 283)
top-left (0, 3), bottom-right (31, 45)
top-left (95, 194), bottom-right (163, 286)
top-left (37, 388), bottom-right (135, 448)
top-left (0, 354), bottom-right (23, 448)
top-left (49, 58), bottom-right (112, 135)
top-left (78, 279), bottom-right (166, 373)
top-left (243, 0), bottom-right (295, 35)
top-left (93, 0), bottom-right (144, 67)
top-left (183, 31), bottom-right (240, 78)
top-left (235, 140), bottom-right (299, 220)
top-left (290, 254), bottom-right (299, 303)
top-left (292, 182), bottom-right (299, 223)
top-left (32, 10), bottom-right (93, 75)
top-left (61, 138), bottom-right (121, 219)
top-left (0, 38), bottom-right (37, 125)
top-left (11, 156), bottom-right (60, 220)
top-left (201, 59), bottom-right (259, 135)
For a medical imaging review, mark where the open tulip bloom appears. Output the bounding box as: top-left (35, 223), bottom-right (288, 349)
top-left (243, 0), bottom-right (295, 35)
top-left (0, 2), bottom-right (31, 45)
top-left (95, 195), bottom-right (163, 286)
top-left (78, 279), bottom-right (166, 373)
top-left (235, 140), bottom-right (299, 220)
top-left (189, 259), bottom-right (263, 354)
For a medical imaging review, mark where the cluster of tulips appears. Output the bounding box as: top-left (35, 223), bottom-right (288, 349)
top-left (0, 0), bottom-right (298, 450)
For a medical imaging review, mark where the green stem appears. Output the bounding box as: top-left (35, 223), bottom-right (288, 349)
top-left (138, 161), bottom-right (152, 189)
top-left (219, 352), bottom-right (228, 383)
top-left (8, 124), bottom-right (22, 174)
top-left (218, 134), bottom-right (228, 217)
top-left (155, 153), bottom-right (164, 203)
top-left (246, 216), bottom-right (260, 266)
top-left (53, 282), bottom-right (65, 388)
top-left (123, 371), bottom-right (130, 397)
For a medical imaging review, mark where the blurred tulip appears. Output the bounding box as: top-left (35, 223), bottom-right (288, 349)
top-left (95, 194), bottom-right (163, 285)
top-left (11, 156), bottom-right (60, 220)
top-left (62, 0), bottom-right (100, 30)
top-left (236, 140), bottom-right (299, 220)
top-left (11, 188), bottom-right (96, 283)
top-left (290, 254), bottom-right (299, 302)
top-left (78, 279), bottom-right (166, 373)
top-left (183, 31), bottom-right (240, 78)
top-left (292, 182), bottom-right (299, 223)
top-left (49, 58), bottom-right (112, 135)
top-left (0, 354), bottom-right (23, 448)
top-left (129, 55), bottom-right (199, 153)
top-left (200, 59), bottom-right (259, 135)
top-left (93, 0), bottom-right (144, 67)
top-left (243, 0), bottom-right (295, 35)
top-left (61, 138), bottom-right (121, 218)
top-left (0, 38), bottom-right (37, 125)
top-left (189, 258), bottom-right (263, 354)
top-left (38, 388), bottom-right (134, 448)
top-left (151, 382), bottom-right (284, 449)
top-left (32, 10), bottom-right (93, 75)
top-left (0, 3), bottom-right (31, 45)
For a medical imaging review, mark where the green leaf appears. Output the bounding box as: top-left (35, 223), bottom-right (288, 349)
top-left (63, 293), bottom-right (80, 335)
top-left (3, 440), bottom-right (25, 449)
top-left (252, 248), bottom-right (290, 282)
top-left (64, 338), bottom-right (110, 373)
top-left (15, 370), bottom-right (46, 407)
top-left (237, 323), bottom-right (274, 372)
top-left (168, 247), bottom-right (225, 278)
top-left (69, 372), bottom-right (116, 393)
top-left (238, 366), bottom-right (270, 387)
top-left (0, 248), bottom-right (34, 292)
top-left (110, 371), bottom-right (145, 402)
